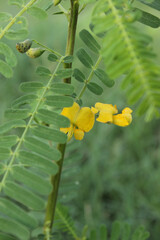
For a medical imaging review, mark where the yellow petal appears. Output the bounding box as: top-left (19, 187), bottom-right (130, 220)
top-left (60, 125), bottom-right (74, 141)
top-left (122, 107), bottom-right (133, 114)
top-left (91, 107), bottom-right (98, 114)
top-left (74, 128), bottom-right (84, 140)
top-left (67, 125), bottom-right (74, 141)
top-left (60, 126), bottom-right (71, 134)
top-left (96, 111), bottom-right (113, 123)
top-left (95, 102), bottom-right (118, 114)
top-left (113, 113), bottom-right (132, 127)
top-left (76, 107), bottom-right (95, 132)
top-left (61, 102), bottom-right (80, 124)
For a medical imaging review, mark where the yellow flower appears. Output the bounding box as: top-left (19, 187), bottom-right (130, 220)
top-left (60, 102), bottom-right (95, 140)
top-left (91, 102), bottom-right (118, 123)
top-left (113, 107), bottom-right (133, 127)
top-left (92, 102), bottom-right (132, 127)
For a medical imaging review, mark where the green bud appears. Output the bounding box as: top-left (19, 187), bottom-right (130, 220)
top-left (26, 48), bottom-right (45, 58)
top-left (16, 39), bottom-right (32, 53)
top-left (54, 0), bottom-right (62, 6)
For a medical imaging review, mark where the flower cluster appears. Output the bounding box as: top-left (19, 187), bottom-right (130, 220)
top-left (60, 102), bottom-right (132, 141)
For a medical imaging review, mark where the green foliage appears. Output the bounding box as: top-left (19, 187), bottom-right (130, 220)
top-left (0, 0), bottom-right (160, 239)
top-left (0, 52), bottom-right (75, 238)
top-left (91, 0), bottom-right (160, 121)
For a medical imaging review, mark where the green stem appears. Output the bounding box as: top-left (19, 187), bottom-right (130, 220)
top-left (44, 1), bottom-right (79, 238)
top-left (33, 39), bottom-right (62, 57)
top-left (64, 0), bottom-right (79, 83)
top-left (0, 0), bottom-right (37, 40)
top-left (44, 144), bottom-right (66, 238)
top-left (77, 56), bottom-right (102, 101)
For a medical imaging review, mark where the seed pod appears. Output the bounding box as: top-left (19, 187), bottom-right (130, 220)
top-left (26, 48), bottom-right (45, 58)
top-left (16, 39), bottom-right (32, 53)
top-left (54, 0), bottom-right (62, 6)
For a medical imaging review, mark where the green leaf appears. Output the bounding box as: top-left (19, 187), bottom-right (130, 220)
top-left (0, 120), bottom-right (25, 134)
top-left (0, 218), bottom-right (29, 240)
top-left (0, 135), bottom-right (18, 147)
top-left (87, 82), bottom-right (103, 95)
top-left (31, 125), bottom-right (67, 143)
top-left (5, 109), bottom-right (30, 120)
top-left (76, 48), bottom-right (93, 68)
top-left (0, 12), bottom-right (12, 22)
top-left (0, 60), bottom-right (13, 78)
top-left (19, 150), bottom-right (59, 175)
top-left (0, 163), bottom-right (5, 175)
top-left (37, 108), bottom-right (70, 127)
top-left (110, 221), bottom-right (121, 240)
top-left (45, 95), bottom-right (73, 108)
top-left (79, 29), bottom-right (100, 54)
top-left (4, 181), bottom-right (45, 210)
top-left (100, 225), bottom-right (107, 240)
top-left (48, 53), bottom-right (58, 62)
top-left (56, 69), bottom-right (73, 79)
top-left (24, 136), bottom-right (61, 161)
top-left (139, 0), bottom-right (160, 11)
top-left (121, 223), bottom-right (131, 240)
top-left (0, 42), bottom-right (17, 67)
top-left (5, 29), bottom-right (28, 40)
top-left (89, 230), bottom-right (97, 240)
top-left (20, 82), bottom-right (44, 93)
top-left (63, 55), bottom-right (73, 63)
top-left (0, 198), bottom-right (37, 229)
top-left (0, 147), bottom-right (11, 160)
top-left (27, 7), bottom-right (48, 19)
top-left (94, 68), bottom-right (115, 87)
top-left (50, 83), bottom-right (74, 95)
top-left (73, 68), bottom-right (85, 82)
top-left (0, 233), bottom-right (17, 240)
top-left (36, 66), bottom-right (51, 76)
top-left (12, 94), bottom-right (38, 108)
top-left (8, 0), bottom-right (23, 7)
top-left (138, 9), bottom-right (160, 28)
top-left (12, 166), bottom-right (52, 195)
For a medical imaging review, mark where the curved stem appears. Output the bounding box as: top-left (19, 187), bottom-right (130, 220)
top-left (33, 39), bottom-right (62, 57)
top-left (0, 0), bottom-right (37, 40)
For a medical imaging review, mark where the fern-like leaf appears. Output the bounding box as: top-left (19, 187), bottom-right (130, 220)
top-left (92, 0), bottom-right (160, 121)
top-left (0, 56), bottom-right (74, 240)
top-left (54, 203), bottom-right (80, 240)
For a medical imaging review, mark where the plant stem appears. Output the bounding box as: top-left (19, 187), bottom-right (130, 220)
top-left (76, 56), bottom-right (102, 101)
top-left (33, 39), bottom-right (62, 57)
top-left (44, 1), bottom-right (79, 238)
top-left (64, 0), bottom-right (79, 83)
top-left (44, 144), bottom-right (66, 238)
top-left (0, 0), bottom-right (37, 40)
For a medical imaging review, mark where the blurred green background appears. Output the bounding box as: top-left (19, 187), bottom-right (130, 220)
top-left (0, 1), bottom-right (160, 239)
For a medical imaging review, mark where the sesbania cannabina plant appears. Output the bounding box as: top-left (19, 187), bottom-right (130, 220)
top-left (0, 0), bottom-right (159, 239)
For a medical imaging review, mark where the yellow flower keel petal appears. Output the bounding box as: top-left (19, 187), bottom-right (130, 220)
top-left (74, 128), bottom-right (84, 140)
top-left (113, 113), bottom-right (132, 127)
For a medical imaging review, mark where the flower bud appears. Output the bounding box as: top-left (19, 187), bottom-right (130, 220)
top-left (54, 0), bottom-right (62, 6)
top-left (16, 39), bottom-right (32, 53)
top-left (26, 48), bottom-right (45, 58)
